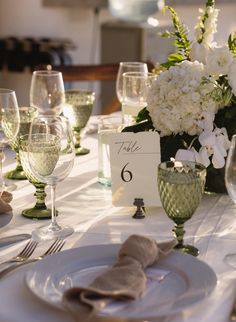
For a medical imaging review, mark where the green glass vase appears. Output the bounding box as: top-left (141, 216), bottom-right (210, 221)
top-left (158, 161), bottom-right (206, 256)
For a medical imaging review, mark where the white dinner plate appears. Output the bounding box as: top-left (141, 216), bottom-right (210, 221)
top-left (25, 244), bottom-right (217, 320)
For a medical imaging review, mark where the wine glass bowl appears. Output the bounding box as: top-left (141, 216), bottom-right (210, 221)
top-left (6, 106), bottom-right (38, 180)
top-left (19, 135), bottom-right (53, 219)
top-left (63, 89), bottom-right (95, 155)
top-left (224, 134), bottom-right (236, 267)
top-left (27, 115), bottom-right (75, 241)
top-left (158, 161), bottom-right (206, 256)
top-left (30, 70), bottom-right (65, 116)
top-left (0, 89), bottom-right (20, 192)
top-left (122, 71), bottom-right (157, 124)
top-left (116, 62), bottom-right (148, 104)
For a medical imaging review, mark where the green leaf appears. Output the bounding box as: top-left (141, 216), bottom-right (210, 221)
top-left (206, 0), bottom-right (215, 6)
top-left (161, 31), bottom-right (172, 38)
top-left (168, 53), bottom-right (184, 61)
top-left (228, 33), bottom-right (236, 55)
top-left (136, 107), bottom-right (150, 123)
top-left (121, 120), bottom-right (153, 133)
top-left (162, 6), bottom-right (191, 61)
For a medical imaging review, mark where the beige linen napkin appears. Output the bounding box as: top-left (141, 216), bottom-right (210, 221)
top-left (0, 191), bottom-right (12, 213)
top-left (63, 234), bottom-right (176, 321)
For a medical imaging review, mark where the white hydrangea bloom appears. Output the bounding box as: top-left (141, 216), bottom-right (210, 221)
top-left (206, 46), bottom-right (233, 77)
top-left (147, 61), bottom-right (220, 136)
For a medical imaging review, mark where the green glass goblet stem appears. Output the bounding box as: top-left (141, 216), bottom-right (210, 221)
top-left (19, 135), bottom-right (56, 220)
top-left (6, 152), bottom-right (26, 180)
top-left (72, 127), bottom-right (88, 155)
top-left (21, 180), bottom-right (51, 219)
top-left (158, 161), bottom-right (206, 257)
top-left (64, 90), bottom-right (95, 156)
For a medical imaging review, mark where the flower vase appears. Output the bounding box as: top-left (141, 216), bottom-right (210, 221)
top-left (204, 166), bottom-right (226, 194)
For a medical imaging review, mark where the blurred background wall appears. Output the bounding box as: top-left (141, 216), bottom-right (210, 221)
top-left (0, 0), bottom-right (235, 112)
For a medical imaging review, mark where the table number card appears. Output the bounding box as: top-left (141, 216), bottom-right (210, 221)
top-left (109, 131), bottom-right (161, 207)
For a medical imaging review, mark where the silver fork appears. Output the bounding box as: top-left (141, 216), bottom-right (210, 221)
top-left (0, 239), bottom-right (38, 266)
top-left (0, 238), bottom-right (65, 278)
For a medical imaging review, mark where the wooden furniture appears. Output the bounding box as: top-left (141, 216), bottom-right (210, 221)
top-left (40, 63), bottom-right (120, 115)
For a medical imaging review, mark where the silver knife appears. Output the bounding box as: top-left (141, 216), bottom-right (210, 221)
top-left (0, 234), bottom-right (31, 248)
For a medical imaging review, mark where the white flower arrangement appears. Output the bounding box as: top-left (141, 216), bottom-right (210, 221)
top-left (137, 0), bottom-right (236, 170)
top-left (147, 60), bottom-right (219, 137)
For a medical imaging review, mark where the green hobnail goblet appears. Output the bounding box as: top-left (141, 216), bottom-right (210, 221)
top-left (157, 160), bottom-right (206, 256)
top-left (18, 134), bottom-right (56, 219)
top-left (63, 89), bottom-right (95, 155)
top-left (6, 106), bottom-right (38, 180)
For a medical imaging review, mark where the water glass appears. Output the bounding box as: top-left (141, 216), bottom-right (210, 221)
top-left (116, 62), bottom-right (148, 104)
top-left (122, 72), bottom-right (157, 125)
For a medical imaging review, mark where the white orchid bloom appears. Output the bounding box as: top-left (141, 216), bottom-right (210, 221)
top-left (197, 147), bottom-right (211, 167)
top-left (198, 113), bottom-right (230, 168)
top-left (190, 42), bottom-right (210, 64)
top-left (175, 112), bottom-right (230, 169)
top-left (206, 46), bottom-right (233, 77)
top-left (175, 148), bottom-right (196, 162)
top-left (175, 146), bottom-right (210, 166)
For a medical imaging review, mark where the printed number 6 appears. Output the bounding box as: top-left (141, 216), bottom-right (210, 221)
top-left (121, 163), bottom-right (133, 182)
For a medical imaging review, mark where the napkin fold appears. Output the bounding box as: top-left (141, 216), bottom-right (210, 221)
top-left (62, 234), bottom-right (176, 320)
top-left (0, 191), bottom-right (12, 213)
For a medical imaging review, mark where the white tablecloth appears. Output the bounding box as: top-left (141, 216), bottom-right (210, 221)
top-left (0, 131), bottom-right (236, 322)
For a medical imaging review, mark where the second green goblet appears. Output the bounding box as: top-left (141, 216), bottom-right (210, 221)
top-left (63, 89), bottom-right (95, 155)
top-left (158, 160), bottom-right (206, 256)
top-left (6, 106), bottom-right (38, 180)
top-left (19, 134), bottom-right (54, 219)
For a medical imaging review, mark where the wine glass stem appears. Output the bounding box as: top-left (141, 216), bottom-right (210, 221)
top-left (0, 148), bottom-right (5, 193)
top-left (173, 222), bottom-right (185, 247)
top-left (50, 183), bottom-right (60, 230)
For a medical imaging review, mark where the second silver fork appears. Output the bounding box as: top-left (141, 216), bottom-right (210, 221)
top-left (0, 239), bottom-right (38, 266)
top-left (0, 239), bottom-right (65, 278)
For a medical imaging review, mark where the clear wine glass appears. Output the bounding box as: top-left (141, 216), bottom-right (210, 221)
top-left (225, 134), bottom-right (236, 266)
top-left (116, 62), bottom-right (148, 105)
top-left (0, 89), bottom-right (20, 193)
top-left (27, 115), bottom-right (75, 241)
top-left (122, 71), bottom-right (157, 125)
top-left (158, 160), bottom-right (206, 256)
top-left (30, 70), bottom-right (65, 116)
